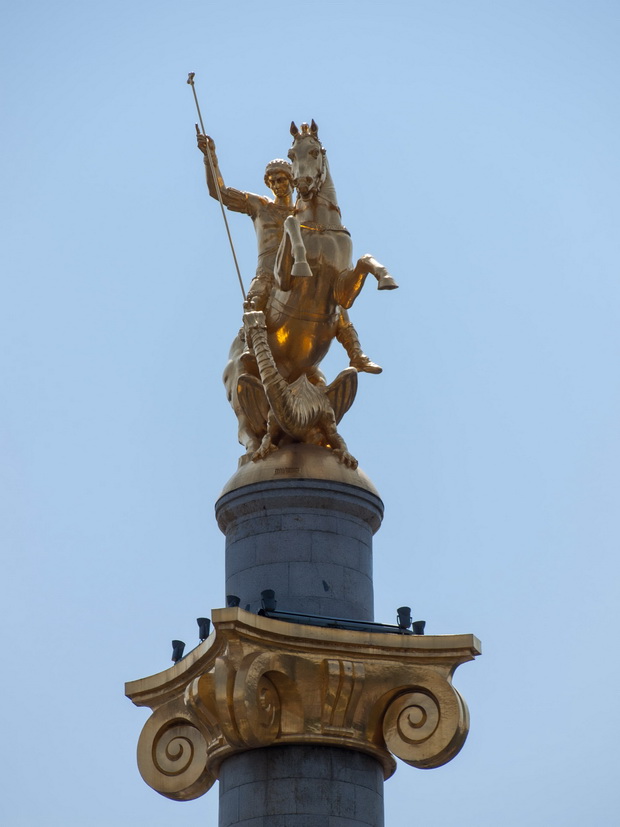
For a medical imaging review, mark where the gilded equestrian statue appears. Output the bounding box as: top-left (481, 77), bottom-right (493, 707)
top-left (205, 120), bottom-right (398, 461)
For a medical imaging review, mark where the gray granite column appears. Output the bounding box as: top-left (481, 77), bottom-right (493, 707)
top-left (215, 475), bottom-right (385, 827)
top-left (218, 746), bottom-right (384, 827)
top-left (216, 479), bottom-right (383, 620)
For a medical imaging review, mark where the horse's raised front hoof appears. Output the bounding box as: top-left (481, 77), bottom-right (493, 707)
top-left (377, 273), bottom-right (399, 290)
top-left (292, 261), bottom-right (313, 278)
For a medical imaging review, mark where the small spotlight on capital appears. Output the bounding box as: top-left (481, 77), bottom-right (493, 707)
top-left (171, 640), bottom-right (186, 663)
top-left (396, 606), bottom-right (412, 630)
top-left (197, 617), bottom-right (211, 641)
top-left (261, 589), bottom-right (277, 612)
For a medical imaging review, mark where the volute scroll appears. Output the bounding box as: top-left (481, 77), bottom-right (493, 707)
top-left (382, 682), bottom-right (470, 770)
top-left (136, 704), bottom-right (215, 801)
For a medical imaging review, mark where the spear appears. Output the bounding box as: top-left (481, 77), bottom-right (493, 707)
top-left (187, 72), bottom-right (246, 300)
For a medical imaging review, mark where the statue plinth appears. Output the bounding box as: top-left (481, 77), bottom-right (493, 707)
top-left (221, 443), bottom-right (380, 498)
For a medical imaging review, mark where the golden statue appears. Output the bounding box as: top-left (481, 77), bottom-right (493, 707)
top-left (197, 121), bottom-right (398, 463)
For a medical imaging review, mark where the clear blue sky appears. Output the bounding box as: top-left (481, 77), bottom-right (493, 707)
top-left (2, 1), bottom-right (619, 824)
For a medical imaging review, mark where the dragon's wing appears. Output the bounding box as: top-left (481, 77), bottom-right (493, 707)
top-left (325, 368), bottom-right (358, 424)
top-left (237, 374), bottom-right (269, 436)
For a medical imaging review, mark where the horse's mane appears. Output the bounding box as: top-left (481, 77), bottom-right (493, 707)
top-left (319, 158), bottom-right (340, 213)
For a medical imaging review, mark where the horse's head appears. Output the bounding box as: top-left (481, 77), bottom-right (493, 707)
top-left (288, 120), bottom-right (326, 199)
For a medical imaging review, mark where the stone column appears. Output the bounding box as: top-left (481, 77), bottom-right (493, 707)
top-left (215, 455), bottom-right (384, 827)
top-left (218, 745), bottom-right (384, 827)
top-left (216, 478), bottom-right (383, 620)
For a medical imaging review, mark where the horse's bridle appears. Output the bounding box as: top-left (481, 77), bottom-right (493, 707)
top-left (298, 222), bottom-right (350, 236)
top-left (291, 135), bottom-right (327, 198)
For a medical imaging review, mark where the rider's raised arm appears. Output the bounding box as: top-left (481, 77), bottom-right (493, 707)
top-left (197, 133), bottom-right (252, 215)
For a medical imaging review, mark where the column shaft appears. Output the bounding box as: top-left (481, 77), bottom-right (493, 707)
top-left (219, 746), bottom-right (385, 827)
top-left (216, 479), bottom-right (383, 620)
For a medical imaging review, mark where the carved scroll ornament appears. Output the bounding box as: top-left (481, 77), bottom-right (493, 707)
top-left (126, 609), bottom-right (480, 800)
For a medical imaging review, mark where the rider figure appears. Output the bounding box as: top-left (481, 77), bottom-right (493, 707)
top-left (197, 134), bottom-right (381, 374)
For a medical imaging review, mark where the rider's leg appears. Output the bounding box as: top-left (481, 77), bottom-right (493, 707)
top-left (336, 311), bottom-right (382, 374)
top-left (246, 270), bottom-right (274, 311)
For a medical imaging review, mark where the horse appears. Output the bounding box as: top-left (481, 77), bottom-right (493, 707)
top-left (223, 120), bottom-right (397, 458)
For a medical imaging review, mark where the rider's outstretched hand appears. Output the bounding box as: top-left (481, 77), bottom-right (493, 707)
top-left (196, 131), bottom-right (216, 155)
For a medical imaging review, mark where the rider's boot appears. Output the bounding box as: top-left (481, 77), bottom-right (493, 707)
top-left (336, 321), bottom-right (383, 374)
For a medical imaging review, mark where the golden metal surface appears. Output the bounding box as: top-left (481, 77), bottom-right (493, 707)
top-left (197, 123), bottom-right (396, 465)
top-left (219, 442), bottom-right (380, 497)
top-left (241, 309), bottom-right (359, 467)
top-left (126, 609), bottom-right (480, 801)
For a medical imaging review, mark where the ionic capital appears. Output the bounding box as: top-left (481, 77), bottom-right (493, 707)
top-left (126, 609), bottom-right (480, 800)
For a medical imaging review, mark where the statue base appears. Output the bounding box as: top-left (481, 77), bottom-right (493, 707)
top-left (221, 443), bottom-right (380, 498)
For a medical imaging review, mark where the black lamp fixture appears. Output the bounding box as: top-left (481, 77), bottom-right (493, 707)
top-left (396, 606), bottom-right (412, 630)
top-left (171, 639), bottom-right (186, 663)
top-left (261, 589), bottom-right (277, 612)
top-left (197, 617), bottom-right (211, 641)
